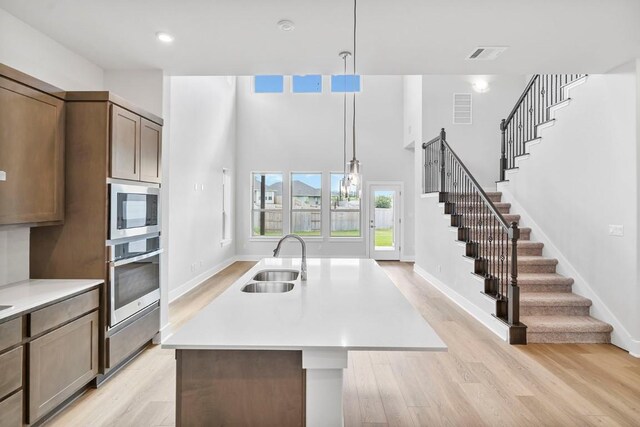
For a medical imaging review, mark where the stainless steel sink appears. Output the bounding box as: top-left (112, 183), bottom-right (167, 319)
top-left (241, 282), bottom-right (295, 293)
top-left (0, 305), bottom-right (13, 311)
top-left (252, 270), bottom-right (299, 282)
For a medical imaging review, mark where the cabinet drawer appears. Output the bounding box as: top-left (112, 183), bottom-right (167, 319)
top-left (0, 390), bottom-right (23, 427)
top-left (30, 288), bottom-right (99, 336)
top-left (107, 307), bottom-right (159, 368)
top-left (28, 311), bottom-right (98, 423)
top-left (0, 318), bottom-right (22, 352)
top-left (0, 346), bottom-right (22, 398)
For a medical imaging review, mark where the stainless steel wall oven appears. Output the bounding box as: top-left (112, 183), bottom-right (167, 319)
top-left (108, 233), bottom-right (162, 327)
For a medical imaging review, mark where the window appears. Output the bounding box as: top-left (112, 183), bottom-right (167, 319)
top-left (252, 173), bottom-right (283, 237)
top-left (330, 173), bottom-right (361, 237)
top-left (291, 173), bottom-right (322, 236)
top-left (331, 75), bottom-right (361, 92)
top-left (292, 75), bottom-right (322, 93)
top-left (254, 75), bottom-right (284, 93)
top-left (221, 168), bottom-right (232, 245)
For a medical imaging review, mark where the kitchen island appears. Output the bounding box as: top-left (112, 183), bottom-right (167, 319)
top-left (163, 258), bottom-right (446, 426)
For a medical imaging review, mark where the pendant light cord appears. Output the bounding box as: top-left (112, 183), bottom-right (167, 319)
top-left (343, 54), bottom-right (348, 196)
top-left (352, 0), bottom-right (357, 161)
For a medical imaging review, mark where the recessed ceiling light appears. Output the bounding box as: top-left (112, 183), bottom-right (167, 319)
top-left (156, 32), bottom-right (174, 43)
top-left (277, 20), bottom-right (295, 32)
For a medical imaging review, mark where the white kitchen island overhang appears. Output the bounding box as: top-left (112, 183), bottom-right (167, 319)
top-left (163, 258), bottom-right (447, 427)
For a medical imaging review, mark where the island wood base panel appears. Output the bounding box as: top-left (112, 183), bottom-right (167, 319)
top-left (176, 350), bottom-right (305, 427)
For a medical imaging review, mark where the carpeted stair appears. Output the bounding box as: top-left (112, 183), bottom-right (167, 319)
top-left (447, 191), bottom-right (613, 344)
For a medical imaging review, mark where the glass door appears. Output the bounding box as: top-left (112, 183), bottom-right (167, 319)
top-left (368, 184), bottom-right (401, 260)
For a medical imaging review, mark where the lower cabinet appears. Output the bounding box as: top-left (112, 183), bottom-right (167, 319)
top-left (28, 311), bottom-right (99, 423)
top-left (106, 307), bottom-right (159, 369)
top-left (0, 391), bottom-right (23, 427)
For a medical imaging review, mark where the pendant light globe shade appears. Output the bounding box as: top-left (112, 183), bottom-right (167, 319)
top-left (348, 158), bottom-right (361, 188)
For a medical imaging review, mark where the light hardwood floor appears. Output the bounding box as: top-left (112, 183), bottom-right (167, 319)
top-left (47, 261), bottom-right (640, 427)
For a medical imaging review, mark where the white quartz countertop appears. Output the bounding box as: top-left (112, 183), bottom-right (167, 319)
top-left (163, 258), bottom-right (447, 352)
top-left (0, 279), bottom-right (103, 321)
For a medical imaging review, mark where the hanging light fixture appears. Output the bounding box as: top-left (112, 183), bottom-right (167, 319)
top-left (347, 0), bottom-right (361, 195)
top-left (338, 51), bottom-right (351, 199)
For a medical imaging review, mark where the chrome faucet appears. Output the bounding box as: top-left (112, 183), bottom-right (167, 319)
top-left (273, 234), bottom-right (307, 281)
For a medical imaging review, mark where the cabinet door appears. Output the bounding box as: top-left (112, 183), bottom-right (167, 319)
top-left (0, 76), bottom-right (64, 225)
top-left (0, 390), bottom-right (22, 427)
top-left (28, 311), bottom-right (98, 423)
top-left (139, 118), bottom-right (162, 183)
top-left (110, 105), bottom-right (140, 181)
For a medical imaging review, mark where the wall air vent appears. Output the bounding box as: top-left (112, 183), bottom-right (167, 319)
top-left (453, 93), bottom-right (472, 125)
top-left (466, 46), bottom-right (508, 60)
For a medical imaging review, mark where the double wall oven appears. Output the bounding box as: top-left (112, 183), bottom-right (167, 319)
top-left (108, 181), bottom-right (162, 328)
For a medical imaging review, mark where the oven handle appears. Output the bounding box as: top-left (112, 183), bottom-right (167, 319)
top-left (109, 249), bottom-right (164, 267)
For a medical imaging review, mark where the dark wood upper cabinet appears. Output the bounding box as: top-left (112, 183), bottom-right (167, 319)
top-left (0, 72), bottom-right (64, 226)
top-left (110, 104), bottom-right (141, 181)
top-left (140, 118), bottom-right (162, 183)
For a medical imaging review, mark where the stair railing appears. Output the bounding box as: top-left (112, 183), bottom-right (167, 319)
top-left (422, 129), bottom-right (526, 344)
top-left (499, 74), bottom-right (586, 181)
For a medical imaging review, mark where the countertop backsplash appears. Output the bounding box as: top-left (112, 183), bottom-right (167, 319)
top-left (0, 226), bottom-right (29, 287)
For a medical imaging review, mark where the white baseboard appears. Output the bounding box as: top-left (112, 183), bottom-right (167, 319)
top-left (153, 321), bottom-right (172, 344)
top-left (497, 184), bottom-right (637, 354)
top-left (169, 256), bottom-right (238, 302)
top-left (234, 254), bottom-right (376, 261)
top-left (400, 255), bottom-right (415, 262)
top-left (234, 254), bottom-right (264, 262)
top-left (413, 264), bottom-right (509, 341)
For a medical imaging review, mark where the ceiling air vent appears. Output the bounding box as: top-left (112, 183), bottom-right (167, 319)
top-left (466, 46), bottom-right (508, 61)
top-left (453, 93), bottom-right (472, 125)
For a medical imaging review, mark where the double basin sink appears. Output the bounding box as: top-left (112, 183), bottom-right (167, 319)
top-left (241, 270), bottom-right (299, 293)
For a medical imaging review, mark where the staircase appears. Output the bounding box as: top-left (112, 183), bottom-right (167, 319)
top-left (460, 192), bottom-right (613, 343)
top-left (422, 74), bottom-right (615, 345)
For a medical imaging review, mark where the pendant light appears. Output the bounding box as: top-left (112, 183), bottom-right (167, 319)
top-left (347, 0), bottom-right (361, 195)
top-left (339, 51), bottom-right (351, 199)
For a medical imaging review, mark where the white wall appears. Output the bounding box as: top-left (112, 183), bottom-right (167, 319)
top-left (0, 8), bottom-right (103, 90)
top-left (235, 75), bottom-right (413, 259)
top-left (0, 8), bottom-right (104, 286)
top-left (104, 69), bottom-right (164, 117)
top-left (414, 195), bottom-right (509, 340)
top-left (167, 76), bottom-right (237, 300)
top-left (422, 75), bottom-right (526, 187)
top-left (403, 76), bottom-right (422, 149)
top-left (498, 66), bottom-right (639, 353)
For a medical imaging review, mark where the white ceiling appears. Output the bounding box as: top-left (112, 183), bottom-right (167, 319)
top-left (1, 0), bottom-right (639, 75)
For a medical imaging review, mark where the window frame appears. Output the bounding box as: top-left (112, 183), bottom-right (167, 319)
top-left (250, 171), bottom-right (285, 240)
top-left (289, 172), bottom-right (323, 239)
top-left (221, 168), bottom-right (232, 246)
top-left (328, 172), bottom-right (363, 241)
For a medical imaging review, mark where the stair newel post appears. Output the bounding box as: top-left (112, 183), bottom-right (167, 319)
top-left (439, 128), bottom-right (446, 194)
top-left (508, 222), bottom-right (520, 325)
top-left (500, 119), bottom-right (507, 182)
